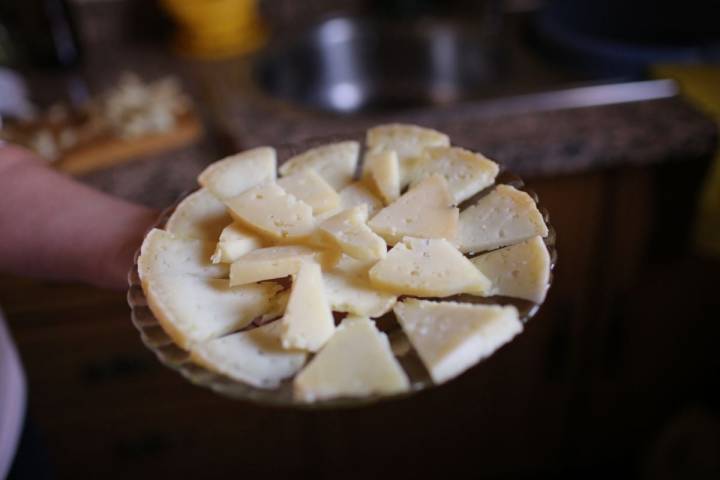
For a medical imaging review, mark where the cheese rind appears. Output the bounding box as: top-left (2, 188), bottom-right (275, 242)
top-left (369, 237), bottom-right (491, 297)
top-left (145, 275), bottom-right (282, 349)
top-left (280, 261), bottom-right (335, 352)
top-left (229, 245), bottom-right (325, 286)
top-left (366, 123), bottom-right (450, 186)
top-left (324, 255), bottom-right (397, 318)
top-left (277, 169), bottom-right (340, 214)
top-left (191, 321), bottom-right (307, 389)
top-left (279, 141), bottom-right (359, 190)
top-left (138, 229), bottom-right (228, 281)
top-left (457, 185), bottom-right (549, 253)
top-left (224, 183), bottom-right (315, 240)
top-left (198, 147), bottom-right (276, 199)
top-left (471, 236), bottom-right (550, 303)
top-left (211, 222), bottom-right (264, 264)
top-left (408, 147), bottom-right (499, 204)
top-left (319, 205), bottom-right (387, 261)
top-left (294, 316), bottom-right (410, 402)
top-left (368, 174), bottom-right (459, 245)
top-left (364, 150), bottom-right (400, 204)
top-left (393, 299), bottom-right (522, 384)
top-left (165, 188), bottom-right (231, 241)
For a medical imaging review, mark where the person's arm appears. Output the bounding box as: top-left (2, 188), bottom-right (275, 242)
top-left (0, 144), bottom-right (158, 290)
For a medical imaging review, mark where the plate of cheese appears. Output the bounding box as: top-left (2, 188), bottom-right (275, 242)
top-left (128, 124), bottom-right (556, 407)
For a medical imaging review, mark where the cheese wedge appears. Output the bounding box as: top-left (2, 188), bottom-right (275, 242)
top-left (393, 299), bottom-right (522, 384)
top-left (138, 229), bottom-right (228, 281)
top-left (363, 150), bottom-right (400, 204)
top-left (339, 181), bottom-right (384, 217)
top-left (191, 320), bottom-right (307, 389)
top-left (210, 222), bottom-right (264, 264)
top-left (457, 185), bottom-right (549, 253)
top-left (225, 183), bottom-right (315, 240)
top-left (198, 147), bottom-right (276, 199)
top-left (277, 169), bottom-right (340, 214)
top-left (294, 316), bottom-right (410, 402)
top-left (408, 147), bottom-right (499, 204)
top-left (368, 174), bottom-right (459, 245)
top-left (280, 261), bottom-right (335, 352)
top-left (279, 141), bottom-right (359, 190)
top-left (471, 236), bottom-right (550, 303)
top-left (324, 255), bottom-right (397, 317)
top-left (165, 188), bottom-right (231, 241)
top-left (319, 205), bottom-right (387, 261)
top-left (366, 123), bottom-right (450, 186)
top-left (144, 275), bottom-right (282, 349)
top-left (369, 237), bottom-right (490, 297)
top-left (229, 245), bottom-right (328, 286)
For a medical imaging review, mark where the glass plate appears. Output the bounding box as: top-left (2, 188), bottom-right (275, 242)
top-left (127, 137), bottom-right (557, 409)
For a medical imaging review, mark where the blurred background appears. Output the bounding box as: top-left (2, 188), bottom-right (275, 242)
top-left (0, 0), bottom-right (719, 478)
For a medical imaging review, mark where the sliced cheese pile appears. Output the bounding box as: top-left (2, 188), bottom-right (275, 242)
top-left (138, 123), bottom-right (552, 403)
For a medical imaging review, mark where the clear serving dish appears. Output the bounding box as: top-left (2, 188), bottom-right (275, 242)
top-left (127, 136), bottom-right (557, 408)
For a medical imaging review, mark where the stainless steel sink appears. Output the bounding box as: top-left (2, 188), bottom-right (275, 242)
top-left (253, 15), bottom-right (502, 114)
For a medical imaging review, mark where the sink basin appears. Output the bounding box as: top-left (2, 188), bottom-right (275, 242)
top-left (253, 16), bottom-right (501, 114)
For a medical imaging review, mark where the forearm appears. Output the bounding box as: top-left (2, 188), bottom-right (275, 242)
top-left (0, 145), bottom-right (158, 290)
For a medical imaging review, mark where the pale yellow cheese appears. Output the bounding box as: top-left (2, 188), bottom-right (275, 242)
top-left (280, 261), bottom-right (335, 352)
top-left (211, 222), bottom-right (264, 264)
top-left (229, 245), bottom-right (326, 286)
top-left (138, 229), bottom-right (228, 281)
top-left (363, 150), bottom-right (400, 204)
top-left (165, 188), bottom-right (231, 241)
top-left (339, 181), bottom-right (384, 217)
top-left (294, 316), bottom-right (410, 402)
top-left (457, 185), bottom-right (549, 253)
top-left (144, 274), bottom-right (283, 349)
top-left (369, 237), bottom-right (490, 297)
top-left (408, 146), bottom-right (499, 204)
top-left (279, 141), bottom-right (359, 190)
top-left (471, 236), bottom-right (550, 303)
top-left (393, 299), bottom-right (522, 384)
top-left (366, 123), bottom-right (450, 186)
top-left (368, 174), bottom-right (459, 245)
top-left (225, 183), bottom-right (315, 240)
top-left (191, 320), bottom-right (307, 389)
top-left (324, 255), bottom-right (397, 318)
top-left (277, 169), bottom-right (340, 214)
top-left (319, 205), bottom-right (387, 261)
top-left (198, 147), bottom-right (276, 199)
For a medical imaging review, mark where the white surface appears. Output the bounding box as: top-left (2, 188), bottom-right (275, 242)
top-left (0, 309), bottom-right (26, 479)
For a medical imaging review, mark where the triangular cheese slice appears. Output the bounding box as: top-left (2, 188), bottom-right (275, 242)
top-left (280, 261), bottom-right (335, 352)
top-left (393, 299), bottom-right (522, 384)
top-left (408, 146), bottom-right (499, 204)
top-left (190, 320), bottom-right (307, 389)
top-left (165, 188), bottom-right (231, 241)
top-left (471, 236), bottom-right (550, 303)
top-left (198, 147), bottom-right (276, 199)
top-left (277, 169), bottom-right (340, 214)
top-left (457, 185), bottom-right (549, 253)
top-left (366, 123), bottom-right (449, 186)
top-left (319, 205), bottom-right (387, 261)
top-left (294, 316), bottom-right (410, 402)
top-left (324, 255), bottom-right (397, 318)
top-left (138, 229), bottom-right (228, 281)
top-left (363, 150), bottom-right (400, 204)
top-left (144, 275), bottom-right (283, 349)
top-left (368, 174), bottom-right (459, 245)
top-left (369, 237), bottom-right (490, 297)
top-left (211, 222), bottom-right (264, 264)
top-left (339, 181), bottom-right (384, 217)
top-left (225, 183), bottom-right (314, 240)
top-left (229, 245), bottom-right (330, 286)
top-left (279, 141), bottom-right (359, 190)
